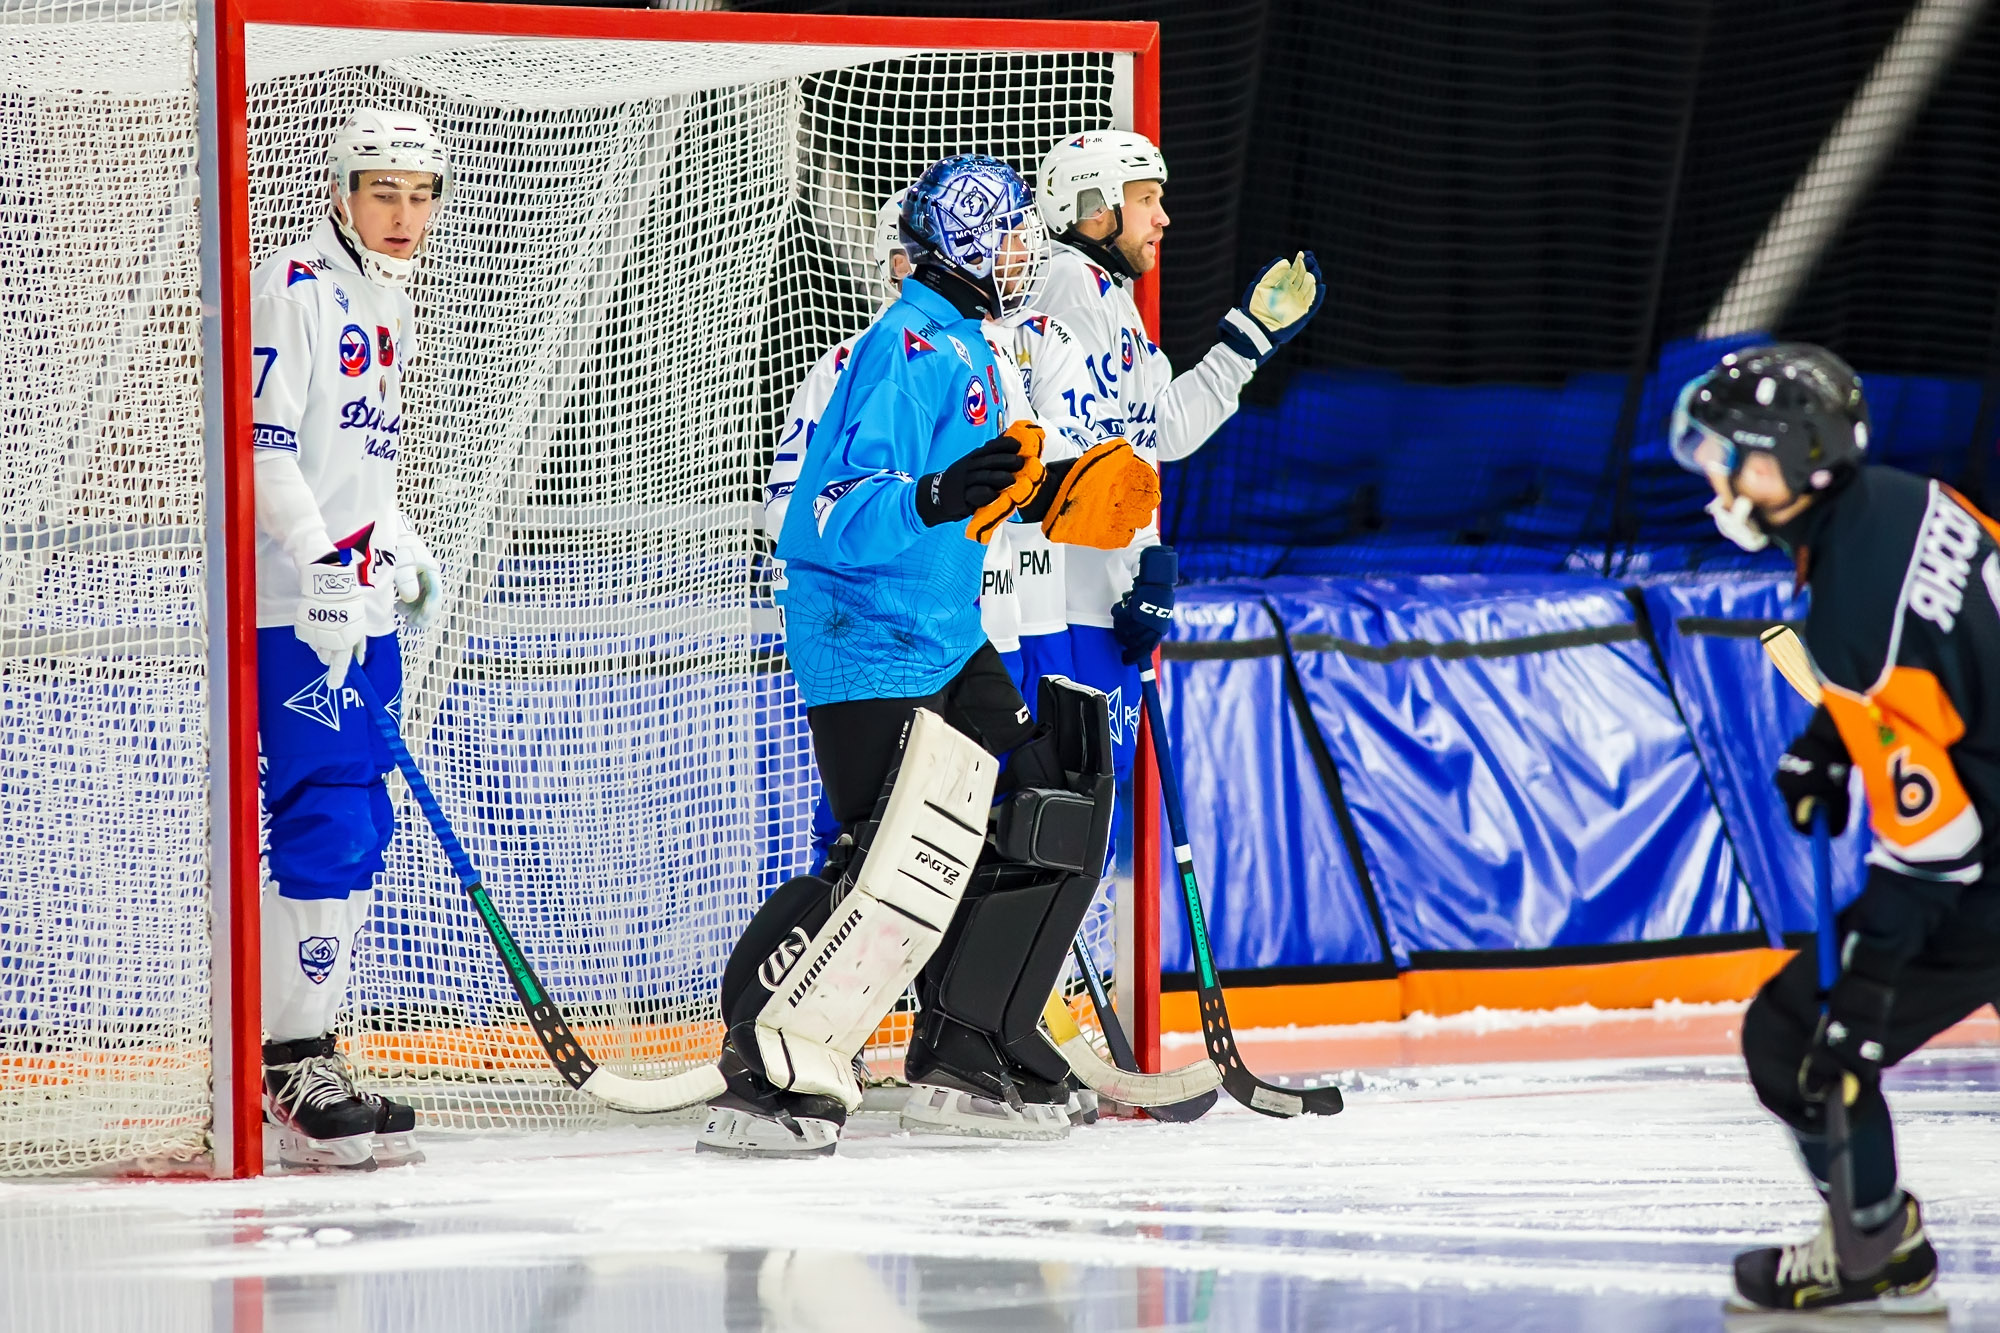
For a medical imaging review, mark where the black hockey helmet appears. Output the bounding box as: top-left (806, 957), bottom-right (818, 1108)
top-left (1670, 343), bottom-right (1869, 496)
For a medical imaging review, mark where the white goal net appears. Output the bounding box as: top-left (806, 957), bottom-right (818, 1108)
top-left (1, 0), bottom-right (1143, 1173)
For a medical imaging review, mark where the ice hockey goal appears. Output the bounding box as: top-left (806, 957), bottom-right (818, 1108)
top-left (0, 0), bottom-right (1159, 1177)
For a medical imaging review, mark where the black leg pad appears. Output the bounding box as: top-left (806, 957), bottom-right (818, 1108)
top-left (924, 864), bottom-right (1103, 1087)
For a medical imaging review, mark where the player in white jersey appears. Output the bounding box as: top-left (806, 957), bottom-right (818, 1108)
top-left (249, 108), bottom-right (449, 1171)
top-left (1032, 128), bottom-right (1323, 801)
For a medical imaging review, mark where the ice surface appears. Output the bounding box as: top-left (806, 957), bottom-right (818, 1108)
top-left (5, 1011), bottom-right (1997, 1332)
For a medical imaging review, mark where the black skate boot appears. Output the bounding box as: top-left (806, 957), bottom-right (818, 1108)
top-left (1729, 1195), bottom-right (1943, 1314)
top-left (263, 1034), bottom-right (378, 1172)
top-left (696, 1037), bottom-right (846, 1158)
top-left (901, 1013), bottom-right (1071, 1142)
top-left (356, 1089), bottom-right (425, 1166)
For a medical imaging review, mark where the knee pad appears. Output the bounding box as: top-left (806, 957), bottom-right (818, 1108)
top-left (922, 675), bottom-right (1116, 1084)
top-left (1743, 963), bottom-right (1820, 1131)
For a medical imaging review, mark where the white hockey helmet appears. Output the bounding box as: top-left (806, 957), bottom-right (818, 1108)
top-left (1035, 129), bottom-right (1167, 235)
top-left (872, 189), bottom-right (911, 294)
top-left (328, 107), bottom-right (450, 289)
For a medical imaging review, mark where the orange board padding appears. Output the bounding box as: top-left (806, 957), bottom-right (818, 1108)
top-left (1158, 948), bottom-right (1797, 1035)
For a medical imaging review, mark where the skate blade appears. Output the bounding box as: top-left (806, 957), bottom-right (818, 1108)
top-left (696, 1104), bottom-right (841, 1158)
top-left (899, 1084), bottom-right (1070, 1142)
top-left (264, 1122), bottom-right (376, 1173)
top-left (372, 1132), bottom-right (425, 1167)
top-left (1723, 1291), bottom-right (1948, 1323)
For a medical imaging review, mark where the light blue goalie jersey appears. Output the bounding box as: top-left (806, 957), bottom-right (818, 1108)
top-left (775, 278), bottom-right (1006, 706)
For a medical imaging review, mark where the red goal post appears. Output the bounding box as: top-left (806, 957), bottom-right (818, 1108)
top-left (189, 0), bottom-right (1163, 1178)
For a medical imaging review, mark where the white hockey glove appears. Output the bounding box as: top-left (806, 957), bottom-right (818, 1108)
top-left (1218, 251), bottom-right (1325, 367)
top-left (388, 527), bottom-right (444, 632)
top-left (296, 550), bottom-right (369, 688)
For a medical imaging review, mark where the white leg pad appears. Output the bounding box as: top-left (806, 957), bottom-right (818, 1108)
top-left (757, 709), bottom-right (997, 1108)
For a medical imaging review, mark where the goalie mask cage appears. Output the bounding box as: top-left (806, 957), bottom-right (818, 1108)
top-left (0, 0), bottom-right (1160, 1178)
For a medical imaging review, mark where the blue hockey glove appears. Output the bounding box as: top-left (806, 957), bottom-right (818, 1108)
top-left (1217, 251), bottom-right (1324, 367)
top-left (1111, 545), bottom-right (1178, 666)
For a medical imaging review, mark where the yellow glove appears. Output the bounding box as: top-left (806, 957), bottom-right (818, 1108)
top-left (1038, 437), bottom-right (1159, 551)
top-left (1218, 250), bottom-right (1325, 366)
top-left (965, 420), bottom-right (1046, 544)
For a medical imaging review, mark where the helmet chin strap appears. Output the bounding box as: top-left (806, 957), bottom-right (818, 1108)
top-left (1061, 205), bottom-right (1137, 282)
top-left (1703, 467), bottom-right (1771, 553)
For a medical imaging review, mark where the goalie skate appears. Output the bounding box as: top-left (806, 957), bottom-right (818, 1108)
top-left (900, 1079), bottom-right (1071, 1142)
top-left (697, 1043), bottom-right (845, 1159)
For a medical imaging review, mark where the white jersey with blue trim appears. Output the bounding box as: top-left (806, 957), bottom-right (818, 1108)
top-left (1034, 240), bottom-right (1258, 627)
top-left (763, 335), bottom-right (857, 547)
top-left (983, 308), bottom-right (1109, 637)
top-left (249, 216), bottom-right (417, 636)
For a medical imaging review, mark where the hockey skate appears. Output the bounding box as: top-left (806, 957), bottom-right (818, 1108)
top-left (263, 1034), bottom-right (378, 1172)
top-left (899, 1023), bottom-right (1071, 1142)
top-left (696, 1040), bottom-right (846, 1159)
top-left (1729, 1196), bottom-right (1944, 1316)
top-left (357, 1089), bottom-right (425, 1166)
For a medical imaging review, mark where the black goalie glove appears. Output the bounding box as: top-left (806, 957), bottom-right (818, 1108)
top-left (1774, 705), bottom-right (1851, 836)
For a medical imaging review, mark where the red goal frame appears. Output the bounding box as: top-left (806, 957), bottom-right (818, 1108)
top-left (201, 0), bottom-right (1164, 1177)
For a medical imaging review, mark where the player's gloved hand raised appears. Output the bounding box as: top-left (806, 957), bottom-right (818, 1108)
top-left (1799, 969), bottom-right (1894, 1105)
top-left (1218, 251), bottom-right (1324, 367)
top-left (295, 534), bottom-right (371, 689)
top-left (384, 528), bottom-right (445, 633)
top-left (1774, 706), bottom-right (1851, 836)
top-left (1112, 545), bottom-right (1178, 665)
top-left (915, 422), bottom-right (1045, 541)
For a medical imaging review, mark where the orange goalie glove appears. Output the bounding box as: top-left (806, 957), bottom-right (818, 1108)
top-left (965, 420), bottom-right (1046, 544)
top-left (1034, 437), bottom-right (1160, 550)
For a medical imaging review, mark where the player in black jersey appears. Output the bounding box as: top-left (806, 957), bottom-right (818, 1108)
top-left (1674, 343), bottom-right (2000, 1313)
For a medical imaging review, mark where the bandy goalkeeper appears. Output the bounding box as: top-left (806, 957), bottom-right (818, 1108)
top-left (249, 108), bottom-right (448, 1172)
top-left (699, 153), bottom-right (1159, 1157)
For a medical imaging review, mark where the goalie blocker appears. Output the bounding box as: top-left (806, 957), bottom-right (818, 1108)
top-left (701, 665), bottom-right (1120, 1156)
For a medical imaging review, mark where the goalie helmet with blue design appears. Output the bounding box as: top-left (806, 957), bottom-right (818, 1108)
top-left (900, 154), bottom-right (1047, 318)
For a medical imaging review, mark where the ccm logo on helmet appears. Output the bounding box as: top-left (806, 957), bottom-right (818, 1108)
top-left (1909, 500), bottom-right (1982, 632)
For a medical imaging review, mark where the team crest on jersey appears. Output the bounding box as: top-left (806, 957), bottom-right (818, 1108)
top-left (282, 672), bottom-right (344, 732)
top-left (833, 345), bottom-right (850, 376)
top-left (1120, 328), bottom-right (1135, 372)
top-left (1088, 264), bottom-right (1113, 296)
top-left (298, 936), bottom-right (339, 985)
top-left (904, 329), bottom-right (936, 360)
top-left (963, 376), bottom-right (989, 426)
top-left (285, 261), bottom-right (317, 286)
top-left (332, 285), bottom-right (350, 314)
top-left (377, 326), bottom-right (395, 367)
top-left (337, 324), bottom-right (371, 377)
top-left (947, 334), bottom-right (976, 369)
top-left (1103, 685), bottom-right (1142, 746)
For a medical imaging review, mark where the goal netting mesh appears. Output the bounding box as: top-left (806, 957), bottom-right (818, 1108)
top-left (1, 2), bottom-right (1135, 1173)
